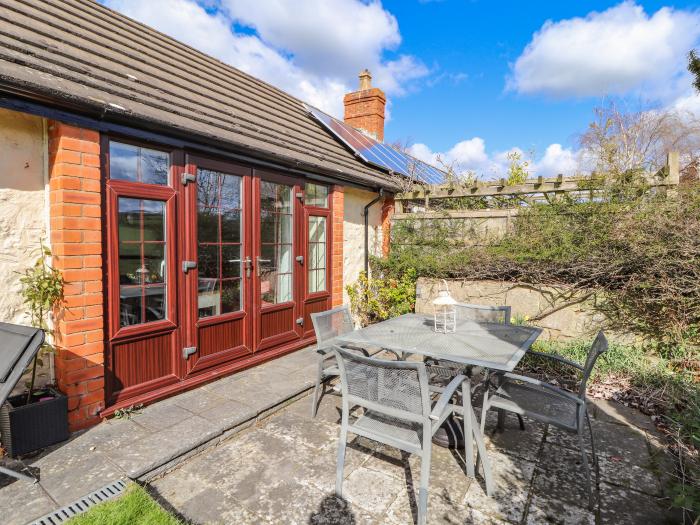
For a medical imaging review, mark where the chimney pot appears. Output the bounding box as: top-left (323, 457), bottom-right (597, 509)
top-left (359, 69), bottom-right (372, 90)
top-left (343, 69), bottom-right (386, 141)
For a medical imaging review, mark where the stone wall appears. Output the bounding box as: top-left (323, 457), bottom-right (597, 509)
top-left (416, 277), bottom-right (605, 341)
top-left (0, 108), bottom-right (48, 325)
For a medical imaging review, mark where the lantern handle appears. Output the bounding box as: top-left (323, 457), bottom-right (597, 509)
top-left (440, 279), bottom-right (450, 295)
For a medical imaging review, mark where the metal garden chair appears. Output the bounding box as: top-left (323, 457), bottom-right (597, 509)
top-left (479, 331), bottom-right (608, 508)
top-left (333, 346), bottom-right (493, 525)
top-left (311, 305), bottom-right (385, 417)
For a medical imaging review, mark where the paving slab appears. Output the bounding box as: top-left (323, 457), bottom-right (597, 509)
top-left (525, 494), bottom-right (596, 525)
top-left (533, 444), bottom-right (595, 508)
top-left (31, 448), bottom-right (123, 506)
top-left (598, 481), bottom-right (680, 525)
top-left (483, 411), bottom-right (546, 462)
top-left (0, 474), bottom-right (56, 525)
top-left (462, 451), bottom-right (536, 523)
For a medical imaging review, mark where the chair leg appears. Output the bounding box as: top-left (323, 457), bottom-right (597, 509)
top-left (470, 408), bottom-right (495, 496)
top-left (578, 410), bottom-right (593, 510)
top-left (462, 379), bottom-right (475, 479)
top-left (496, 408), bottom-right (506, 432)
top-left (516, 414), bottom-right (525, 431)
top-left (310, 358), bottom-right (325, 418)
top-left (336, 406), bottom-right (349, 497)
top-left (417, 427), bottom-right (432, 525)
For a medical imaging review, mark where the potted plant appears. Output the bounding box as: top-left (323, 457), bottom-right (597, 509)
top-left (0, 245), bottom-right (68, 457)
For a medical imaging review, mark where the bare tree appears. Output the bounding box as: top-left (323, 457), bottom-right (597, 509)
top-left (579, 100), bottom-right (700, 179)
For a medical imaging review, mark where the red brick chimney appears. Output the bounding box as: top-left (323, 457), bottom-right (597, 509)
top-left (343, 69), bottom-right (386, 142)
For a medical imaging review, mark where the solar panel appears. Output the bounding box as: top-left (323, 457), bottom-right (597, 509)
top-left (305, 105), bottom-right (445, 184)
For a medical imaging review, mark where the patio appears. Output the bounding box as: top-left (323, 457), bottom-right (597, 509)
top-left (0, 344), bottom-right (678, 524)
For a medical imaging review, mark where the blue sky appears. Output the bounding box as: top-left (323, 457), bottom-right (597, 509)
top-left (102, 0), bottom-right (700, 177)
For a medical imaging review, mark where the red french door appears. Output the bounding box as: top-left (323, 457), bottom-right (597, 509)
top-left (252, 171), bottom-right (305, 351)
top-left (105, 139), bottom-right (332, 409)
top-left (182, 156), bottom-right (254, 377)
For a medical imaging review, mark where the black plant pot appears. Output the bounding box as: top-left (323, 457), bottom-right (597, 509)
top-left (0, 386), bottom-right (69, 457)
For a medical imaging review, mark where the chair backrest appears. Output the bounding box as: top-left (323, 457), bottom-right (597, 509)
top-left (579, 331), bottom-right (608, 398)
top-left (333, 346), bottom-right (431, 424)
top-left (311, 306), bottom-right (355, 348)
top-left (455, 303), bottom-right (511, 325)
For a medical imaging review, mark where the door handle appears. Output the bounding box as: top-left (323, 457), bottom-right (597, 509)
top-left (243, 256), bottom-right (252, 278)
top-left (256, 257), bottom-right (271, 277)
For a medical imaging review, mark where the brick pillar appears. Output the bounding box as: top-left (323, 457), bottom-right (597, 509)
top-left (48, 121), bottom-right (104, 431)
top-left (331, 185), bottom-right (344, 307)
top-left (381, 195), bottom-right (394, 257)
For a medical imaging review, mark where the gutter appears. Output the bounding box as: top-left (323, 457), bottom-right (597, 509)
top-left (364, 188), bottom-right (384, 276)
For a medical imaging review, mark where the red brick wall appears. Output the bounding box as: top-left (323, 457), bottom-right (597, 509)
top-left (381, 195), bottom-right (394, 257)
top-left (343, 88), bottom-right (386, 142)
top-left (48, 121), bottom-right (104, 431)
top-left (331, 185), bottom-right (344, 307)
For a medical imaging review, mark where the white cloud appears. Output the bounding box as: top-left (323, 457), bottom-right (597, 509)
top-left (509, 2), bottom-right (700, 101)
top-left (408, 140), bottom-right (580, 179)
top-left (102, 0), bottom-right (428, 116)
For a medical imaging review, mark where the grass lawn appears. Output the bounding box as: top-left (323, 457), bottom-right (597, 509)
top-left (66, 483), bottom-right (182, 525)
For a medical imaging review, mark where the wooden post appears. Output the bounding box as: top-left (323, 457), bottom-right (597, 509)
top-left (667, 151), bottom-right (680, 185)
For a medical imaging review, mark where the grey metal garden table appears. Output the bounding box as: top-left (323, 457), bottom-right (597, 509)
top-left (335, 313), bottom-right (542, 372)
top-left (333, 312), bottom-right (542, 492)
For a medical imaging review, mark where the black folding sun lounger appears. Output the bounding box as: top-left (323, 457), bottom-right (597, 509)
top-left (0, 322), bottom-right (44, 482)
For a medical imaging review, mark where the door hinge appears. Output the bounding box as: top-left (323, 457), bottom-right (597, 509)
top-left (295, 255), bottom-right (304, 265)
top-left (296, 317), bottom-right (304, 326)
top-left (182, 172), bottom-right (196, 185)
top-left (183, 346), bottom-right (197, 359)
top-left (182, 261), bottom-right (197, 273)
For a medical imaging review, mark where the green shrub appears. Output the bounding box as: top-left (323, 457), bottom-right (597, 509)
top-left (346, 269), bottom-right (416, 327)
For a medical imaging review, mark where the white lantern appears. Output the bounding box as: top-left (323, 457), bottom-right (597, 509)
top-left (433, 279), bottom-right (457, 333)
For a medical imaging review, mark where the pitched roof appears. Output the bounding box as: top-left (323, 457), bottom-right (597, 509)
top-left (0, 0), bottom-right (398, 189)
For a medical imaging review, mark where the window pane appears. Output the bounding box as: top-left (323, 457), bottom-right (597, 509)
top-left (120, 286), bottom-right (142, 326)
top-left (141, 148), bottom-right (169, 185)
top-left (197, 170), bottom-right (220, 209)
top-left (118, 198), bottom-right (141, 241)
top-left (198, 245), bottom-right (219, 279)
top-left (221, 210), bottom-right (241, 243)
top-left (221, 174), bottom-right (241, 209)
top-left (110, 141), bottom-right (169, 185)
top-left (314, 270), bottom-right (326, 292)
top-left (308, 216), bottom-right (327, 293)
top-left (198, 279), bottom-right (220, 318)
top-left (196, 169), bottom-right (244, 319)
top-left (118, 197), bottom-right (168, 327)
top-left (309, 216), bottom-right (326, 242)
top-left (261, 212), bottom-right (292, 244)
top-left (110, 142), bottom-right (138, 182)
top-left (221, 280), bottom-right (241, 313)
top-left (305, 183), bottom-right (328, 207)
top-left (261, 181), bottom-right (292, 213)
top-left (145, 285), bottom-right (166, 322)
top-left (198, 209), bottom-right (219, 243)
top-left (222, 245), bottom-right (241, 279)
top-left (143, 243), bottom-right (166, 283)
top-left (142, 201), bottom-right (165, 241)
top-left (119, 243), bottom-right (141, 285)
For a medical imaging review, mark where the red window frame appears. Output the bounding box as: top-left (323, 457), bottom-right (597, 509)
top-left (303, 183), bottom-right (331, 300)
top-left (104, 137), bottom-right (181, 340)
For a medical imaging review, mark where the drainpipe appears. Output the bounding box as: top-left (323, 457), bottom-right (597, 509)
top-left (364, 188), bottom-right (384, 276)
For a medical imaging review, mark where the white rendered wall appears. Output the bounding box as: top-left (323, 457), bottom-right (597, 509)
top-left (0, 108), bottom-right (48, 324)
top-left (342, 187), bottom-right (383, 304)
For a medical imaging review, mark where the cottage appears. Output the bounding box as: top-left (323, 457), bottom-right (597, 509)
top-left (0, 0), bottom-right (440, 430)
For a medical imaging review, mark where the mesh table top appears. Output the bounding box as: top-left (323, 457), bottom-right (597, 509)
top-left (335, 313), bottom-right (542, 372)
